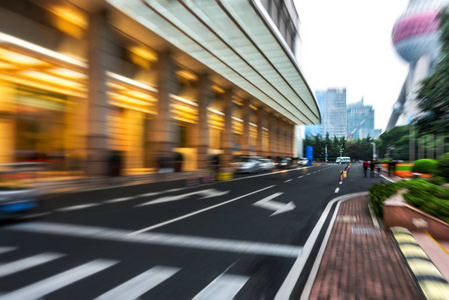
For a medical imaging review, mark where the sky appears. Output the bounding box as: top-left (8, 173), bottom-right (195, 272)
top-left (294, 0), bottom-right (410, 132)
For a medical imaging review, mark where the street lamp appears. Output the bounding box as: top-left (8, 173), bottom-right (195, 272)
top-left (339, 146), bottom-right (344, 158)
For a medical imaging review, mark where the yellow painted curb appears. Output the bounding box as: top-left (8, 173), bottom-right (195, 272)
top-left (391, 227), bottom-right (449, 300)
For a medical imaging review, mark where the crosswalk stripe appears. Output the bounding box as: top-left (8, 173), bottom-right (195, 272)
top-left (0, 247), bottom-right (16, 255)
top-left (94, 266), bottom-right (179, 300)
top-left (0, 259), bottom-right (118, 300)
top-left (0, 253), bottom-right (64, 278)
top-left (192, 273), bottom-right (249, 300)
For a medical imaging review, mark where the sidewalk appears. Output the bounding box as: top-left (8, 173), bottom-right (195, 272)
top-left (308, 194), bottom-right (422, 299)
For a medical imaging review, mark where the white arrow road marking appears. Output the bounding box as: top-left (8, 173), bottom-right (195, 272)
top-left (136, 189), bottom-right (229, 207)
top-left (252, 193), bottom-right (296, 216)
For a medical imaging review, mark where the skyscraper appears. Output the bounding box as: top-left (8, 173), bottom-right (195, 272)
top-left (347, 98), bottom-right (375, 139)
top-left (387, 0), bottom-right (449, 130)
top-left (321, 88), bottom-right (347, 138)
top-left (305, 88), bottom-right (347, 138)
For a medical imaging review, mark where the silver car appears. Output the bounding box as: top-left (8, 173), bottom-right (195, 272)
top-left (231, 156), bottom-right (262, 173)
top-left (259, 159), bottom-right (275, 172)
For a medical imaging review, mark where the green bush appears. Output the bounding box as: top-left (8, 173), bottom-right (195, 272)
top-left (368, 181), bottom-right (405, 217)
top-left (368, 179), bottom-right (449, 223)
top-left (427, 176), bottom-right (447, 186)
top-left (412, 159), bottom-right (437, 174)
top-left (403, 179), bottom-right (449, 222)
top-left (435, 153), bottom-right (449, 182)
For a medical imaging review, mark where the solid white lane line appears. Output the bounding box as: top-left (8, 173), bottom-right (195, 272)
top-left (57, 203), bottom-right (99, 212)
top-left (192, 273), bottom-right (249, 300)
top-left (298, 176), bottom-right (303, 179)
top-left (129, 185), bottom-right (275, 234)
top-left (335, 188), bottom-right (340, 193)
top-left (7, 222), bottom-right (302, 258)
top-left (284, 179), bottom-right (292, 183)
top-left (0, 259), bottom-right (117, 300)
top-left (0, 253), bottom-right (64, 278)
top-left (0, 247), bottom-right (16, 255)
top-left (94, 266), bottom-right (179, 300)
top-left (103, 197), bottom-right (135, 204)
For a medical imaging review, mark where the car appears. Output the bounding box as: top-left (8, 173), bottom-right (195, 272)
top-left (231, 156), bottom-right (262, 173)
top-left (298, 158), bottom-right (308, 166)
top-left (0, 163), bottom-right (40, 221)
top-left (336, 157), bottom-right (351, 164)
top-left (277, 157), bottom-right (293, 169)
top-left (259, 159), bottom-right (275, 172)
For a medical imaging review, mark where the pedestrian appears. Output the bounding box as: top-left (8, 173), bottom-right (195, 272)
top-left (363, 160), bottom-right (369, 177)
top-left (376, 160), bottom-right (382, 177)
top-left (369, 160), bottom-right (375, 177)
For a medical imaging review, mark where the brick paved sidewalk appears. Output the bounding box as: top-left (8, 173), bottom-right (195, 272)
top-left (308, 195), bottom-right (421, 300)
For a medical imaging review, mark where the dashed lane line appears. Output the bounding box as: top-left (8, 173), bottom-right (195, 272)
top-left (334, 188), bottom-right (340, 193)
top-left (56, 203), bottom-right (100, 212)
top-left (103, 197), bottom-right (136, 204)
top-left (285, 179), bottom-right (292, 183)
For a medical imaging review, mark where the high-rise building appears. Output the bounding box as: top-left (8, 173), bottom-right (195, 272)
top-left (347, 98), bottom-right (374, 139)
top-left (386, 0), bottom-right (449, 130)
top-left (305, 88), bottom-right (347, 138)
top-left (320, 88), bottom-right (347, 138)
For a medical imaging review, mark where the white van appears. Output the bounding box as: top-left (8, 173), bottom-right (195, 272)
top-left (336, 157), bottom-right (351, 164)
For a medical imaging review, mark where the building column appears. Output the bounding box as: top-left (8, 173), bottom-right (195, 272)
top-left (279, 119), bottom-right (285, 157)
top-left (221, 89), bottom-right (233, 169)
top-left (289, 123), bottom-right (294, 157)
top-left (0, 83), bottom-right (15, 166)
top-left (152, 51), bottom-right (178, 168)
top-left (268, 113), bottom-right (276, 158)
top-left (86, 9), bottom-right (113, 176)
top-left (275, 117), bottom-right (281, 158)
top-left (256, 107), bottom-right (264, 157)
top-left (241, 99), bottom-right (250, 155)
top-left (195, 74), bottom-right (212, 170)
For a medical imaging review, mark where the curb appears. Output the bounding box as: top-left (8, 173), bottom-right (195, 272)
top-left (391, 227), bottom-right (449, 300)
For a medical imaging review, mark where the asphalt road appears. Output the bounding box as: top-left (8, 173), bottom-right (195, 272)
top-left (0, 164), bottom-right (387, 299)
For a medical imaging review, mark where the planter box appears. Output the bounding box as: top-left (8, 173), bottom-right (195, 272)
top-left (384, 191), bottom-right (449, 241)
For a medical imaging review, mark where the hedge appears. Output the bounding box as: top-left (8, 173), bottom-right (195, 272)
top-left (368, 179), bottom-right (449, 223)
top-left (412, 159), bottom-right (437, 174)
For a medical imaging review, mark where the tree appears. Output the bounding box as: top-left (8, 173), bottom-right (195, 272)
top-left (416, 9), bottom-right (449, 135)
